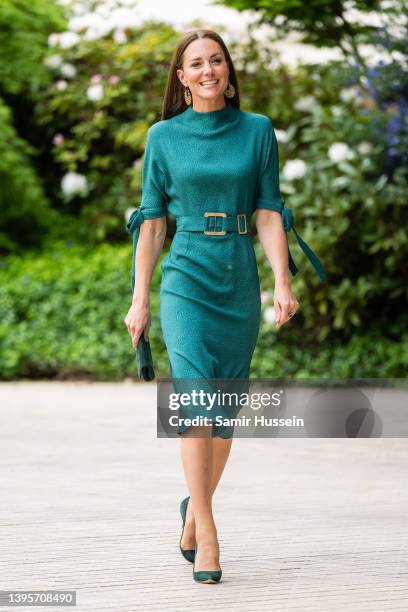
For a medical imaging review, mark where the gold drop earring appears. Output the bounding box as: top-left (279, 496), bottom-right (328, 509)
top-left (184, 86), bottom-right (192, 105)
top-left (224, 81), bottom-right (235, 98)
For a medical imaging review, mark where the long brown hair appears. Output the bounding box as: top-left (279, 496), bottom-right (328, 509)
top-left (161, 29), bottom-right (240, 120)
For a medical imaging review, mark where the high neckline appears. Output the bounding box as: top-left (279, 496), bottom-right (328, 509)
top-left (177, 104), bottom-right (240, 132)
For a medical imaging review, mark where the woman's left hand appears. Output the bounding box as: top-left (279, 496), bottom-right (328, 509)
top-left (274, 280), bottom-right (299, 329)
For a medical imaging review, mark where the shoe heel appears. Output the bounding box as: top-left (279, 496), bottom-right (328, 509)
top-left (179, 496), bottom-right (195, 563)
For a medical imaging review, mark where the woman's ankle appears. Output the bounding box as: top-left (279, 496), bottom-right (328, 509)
top-left (195, 524), bottom-right (218, 544)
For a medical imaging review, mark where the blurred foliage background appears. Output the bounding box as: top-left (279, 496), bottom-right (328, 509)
top-left (0, 0), bottom-right (407, 380)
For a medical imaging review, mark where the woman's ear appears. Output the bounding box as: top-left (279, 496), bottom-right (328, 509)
top-left (176, 69), bottom-right (185, 87)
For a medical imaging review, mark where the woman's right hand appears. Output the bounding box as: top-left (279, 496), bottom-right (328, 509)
top-left (123, 300), bottom-right (151, 350)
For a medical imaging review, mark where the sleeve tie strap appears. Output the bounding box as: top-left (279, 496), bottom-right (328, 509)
top-left (281, 204), bottom-right (327, 283)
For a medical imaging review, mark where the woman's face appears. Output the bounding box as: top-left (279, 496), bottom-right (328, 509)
top-left (177, 38), bottom-right (229, 107)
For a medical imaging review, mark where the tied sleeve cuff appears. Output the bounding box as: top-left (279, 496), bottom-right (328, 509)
top-left (255, 196), bottom-right (285, 213)
top-left (126, 208), bottom-right (145, 235)
top-left (281, 205), bottom-right (327, 283)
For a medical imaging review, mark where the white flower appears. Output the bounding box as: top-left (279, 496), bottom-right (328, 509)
top-left (68, 15), bottom-right (89, 31)
top-left (358, 141), bottom-right (372, 155)
top-left (110, 8), bottom-right (140, 29)
top-left (261, 291), bottom-right (270, 304)
top-left (83, 28), bottom-right (103, 41)
top-left (55, 80), bottom-right (68, 91)
top-left (86, 84), bottom-right (104, 102)
top-left (339, 87), bottom-right (357, 103)
top-left (125, 207), bottom-right (136, 223)
top-left (263, 306), bottom-right (276, 324)
top-left (339, 86), bottom-right (364, 106)
top-left (73, 3), bottom-right (87, 16)
top-left (95, 4), bottom-right (111, 19)
top-left (113, 28), bottom-right (127, 44)
top-left (48, 33), bottom-right (61, 47)
top-left (84, 15), bottom-right (111, 40)
top-left (328, 142), bottom-right (352, 163)
top-left (245, 61), bottom-right (257, 74)
top-left (392, 50), bottom-right (406, 64)
top-left (59, 31), bottom-right (80, 49)
top-left (44, 53), bottom-right (63, 69)
top-left (274, 129), bottom-right (288, 143)
top-left (282, 159), bottom-right (307, 181)
top-left (61, 172), bottom-right (87, 195)
top-left (331, 105), bottom-right (344, 117)
top-left (61, 63), bottom-right (77, 78)
top-left (294, 96), bottom-right (315, 112)
top-left (332, 176), bottom-right (349, 188)
top-left (280, 183), bottom-right (296, 195)
top-left (52, 133), bottom-right (64, 146)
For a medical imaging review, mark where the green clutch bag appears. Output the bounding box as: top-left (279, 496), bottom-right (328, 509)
top-left (136, 335), bottom-right (155, 381)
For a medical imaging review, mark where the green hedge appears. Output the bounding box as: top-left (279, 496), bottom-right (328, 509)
top-left (0, 241), bottom-right (167, 380)
top-left (0, 242), bottom-right (406, 380)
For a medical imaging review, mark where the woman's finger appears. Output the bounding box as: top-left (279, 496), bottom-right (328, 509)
top-left (274, 301), bottom-right (281, 324)
top-left (279, 300), bottom-right (291, 322)
top-left (132, 330), bottom-right (141, 350)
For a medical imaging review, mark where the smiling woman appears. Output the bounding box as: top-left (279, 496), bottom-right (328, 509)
top-left (174, 37), bottom-right (232, 112)
top-left (123, 27), bottom-right (326, 585)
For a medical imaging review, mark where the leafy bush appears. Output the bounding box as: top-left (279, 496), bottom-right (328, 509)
top-left (35, 23), bottom-right (179, 242)
top-left (0, 98), bottom-right (55, 251)
top-left (0, 241), bottom-right (167, 379)
top-left (0, 0), bottom-right (66, 96)
top-left (0, 6), bottom-right (406, 379)
top-left (256, 57), bottom-right (407, 342)
top-left (0, 243), bottom-right (406, 380)
top-left (0, 0), bottom-right (66, 252)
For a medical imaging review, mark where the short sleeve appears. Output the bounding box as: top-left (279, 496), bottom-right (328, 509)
top-left (255, 119), bottom-right (285, 213)
top-left (139, 126), bottom-right (168, 218)
top-left (253, 117), bottom-right (327, 283)
top-left (125, 126), bottom-right (168, 293)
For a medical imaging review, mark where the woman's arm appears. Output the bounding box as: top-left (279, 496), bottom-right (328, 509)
top-left (255, 209), bottom-right (299, 328)
top-left (124, 217), bottom-right (167, 349)
top-left (132, 217), bottom-right (167, 306)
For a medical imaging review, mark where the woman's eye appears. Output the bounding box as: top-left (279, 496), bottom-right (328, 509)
top-left (191, 59), bottom-right (222, 67)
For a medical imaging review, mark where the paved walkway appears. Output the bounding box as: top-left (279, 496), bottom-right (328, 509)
top-left (0, 382), bottom-right (407, 611)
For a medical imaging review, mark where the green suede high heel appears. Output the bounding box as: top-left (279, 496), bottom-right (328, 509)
top-left (179, 496), bottom-right (196, 563)
top-left (193, 543), bottom-right (222, 584)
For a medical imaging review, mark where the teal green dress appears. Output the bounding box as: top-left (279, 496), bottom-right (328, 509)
top-left (126, 104), bottom-right (326, 438)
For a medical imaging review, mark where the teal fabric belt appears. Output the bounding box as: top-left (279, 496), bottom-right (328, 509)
top-left (177, 213), bottom-right (250, 234)
top-left (126, 206), bottom-right (327, 285)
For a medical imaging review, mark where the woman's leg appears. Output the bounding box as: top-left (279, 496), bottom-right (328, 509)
top-left (180, 428), bottom-right (233, 568)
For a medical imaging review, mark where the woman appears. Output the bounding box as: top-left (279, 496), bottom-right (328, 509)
top-left (124, 29), bottom-right (325, 584)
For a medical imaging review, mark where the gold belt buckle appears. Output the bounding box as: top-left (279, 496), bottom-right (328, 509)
top-left (204, 212), bottom-right (227, 235)
top-left (237, 213), bottom-right (247, 235)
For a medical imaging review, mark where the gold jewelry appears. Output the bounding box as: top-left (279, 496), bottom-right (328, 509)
top-left (288, 311), bottom-right (295, 318)
top-left (224, 81), bottom-right (235, 98)
top-left (184, 86), bottom-right (192, 105)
